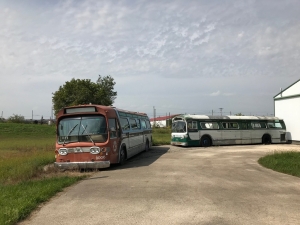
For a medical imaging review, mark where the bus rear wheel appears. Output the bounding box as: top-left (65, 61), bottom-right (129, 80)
top-left (200, 136), bottom-right (211, 147)
top-left (262, 134), bottom-right (271, 145)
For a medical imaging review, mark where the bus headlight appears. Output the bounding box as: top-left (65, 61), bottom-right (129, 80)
top-left (90, 147), bottom-right (100, 154)
top-left (58, 148), bottom-right (68, 156)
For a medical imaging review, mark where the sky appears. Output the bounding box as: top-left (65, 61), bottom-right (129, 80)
top-left (0, 0), bottom-right (299, 120)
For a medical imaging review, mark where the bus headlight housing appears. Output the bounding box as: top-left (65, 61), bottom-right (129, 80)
top-left (90, 147), bottom-right (100, 154)
top-left (58, 148), bottom-right (68, 156)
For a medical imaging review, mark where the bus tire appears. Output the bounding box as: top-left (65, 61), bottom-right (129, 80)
top-left (262, 134), bottom-right (271, 145)
top-left (200, 136), bottom-right (211, 147)
top-left (119, 147), bottom-right (127, 165)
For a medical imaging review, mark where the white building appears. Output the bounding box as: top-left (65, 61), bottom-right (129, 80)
top-left (150, 115), bottom-right (177, 128)
top-left (274, 79), bottom-right (300, 143)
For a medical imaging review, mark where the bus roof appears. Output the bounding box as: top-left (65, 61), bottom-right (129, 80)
top-left (57, 104), bottom-right (148, 118)
top-left (173, 114), bottom-right (283, 121)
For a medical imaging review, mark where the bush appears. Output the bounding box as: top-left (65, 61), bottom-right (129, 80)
top-left (7, 114), bottom-right (25, 123)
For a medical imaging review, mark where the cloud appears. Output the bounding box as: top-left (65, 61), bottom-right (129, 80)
top-left (209, 91), bottom-right (235, 97)
top-left (0, 0), bottom-right (300, 118)
top-left (209, 91), bottom-right (221, 96)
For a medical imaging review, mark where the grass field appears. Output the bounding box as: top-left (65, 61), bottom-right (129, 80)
top-left (0, 123), bottom-right (86, 225)
top-left (152, 127), bottom-right (171, 145)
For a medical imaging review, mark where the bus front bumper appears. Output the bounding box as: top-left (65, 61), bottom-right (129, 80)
top-left (54, 161), bottom-right (110, 170)
top-left (171, 141), bottom-right (188, 146)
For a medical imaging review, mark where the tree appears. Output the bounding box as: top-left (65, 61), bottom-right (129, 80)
top-left (235, 113), bottom-right (244, 116)
top-left (8, 114), bottom-right (25, 123)
top-left (52, 75), bottom-right (117, 114)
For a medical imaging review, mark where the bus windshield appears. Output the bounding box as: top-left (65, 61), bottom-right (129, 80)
top-left (172, 121), bottom-right (186, 133)
top-left (58, 116), bottom-right (108, 144)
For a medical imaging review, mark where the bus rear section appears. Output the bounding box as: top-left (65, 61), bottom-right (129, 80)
top-left (54, 105), bottom-right (152, 170)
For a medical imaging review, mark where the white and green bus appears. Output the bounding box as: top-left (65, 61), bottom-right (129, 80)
top-left (171, 115), bottom-right (286, 147)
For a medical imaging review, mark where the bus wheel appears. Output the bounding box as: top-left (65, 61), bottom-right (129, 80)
top-left (262, 134), bottom-right (271, 145)
top-left (119, 147), bottom-right (126, 165)
top-left (200, 136), bottom-right (211, 147)
top-left (145, 140), bottom-right (150, 152)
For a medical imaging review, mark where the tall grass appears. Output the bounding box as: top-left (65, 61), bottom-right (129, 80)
top-left (0, 123), bottom-right (86, 225)
top-left (0, 124), bottom-right (56, 185)
top-left (152, 127), bottom-right (171, 146)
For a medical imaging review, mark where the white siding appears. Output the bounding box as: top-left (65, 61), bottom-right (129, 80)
top-left (150, 120), bottom-right (167, 127)
top-left (275, 97), bottom-right (300, 141)
top-left (274, 80), bottom-right (300, 99)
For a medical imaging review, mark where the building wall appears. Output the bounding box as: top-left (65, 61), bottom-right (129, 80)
top-left (278, 81), bottom-right (300, 97)
top-left (150, 120), bottom-right (167, 127)
top-left (275, 97), bottom-right (300, 141)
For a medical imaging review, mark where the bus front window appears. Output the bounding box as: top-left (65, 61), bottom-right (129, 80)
top-left (58, 116), bottom-right (108, 144)
top-left (172, 121), bottom-right (186, 133)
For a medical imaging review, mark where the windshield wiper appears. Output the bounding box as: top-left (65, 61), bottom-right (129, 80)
top-left (63, 124), bottom-right (78, 146)
top-left (81, 124), bottom-right (95, 145)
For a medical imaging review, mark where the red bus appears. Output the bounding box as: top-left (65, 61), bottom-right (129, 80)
top-left (54, 105), bottom-right (152, 169)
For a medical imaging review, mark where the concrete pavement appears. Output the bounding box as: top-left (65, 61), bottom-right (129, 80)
top-left (19, 144), bottom-right (300, 225)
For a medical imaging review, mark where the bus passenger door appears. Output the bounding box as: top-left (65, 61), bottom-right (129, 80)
top-left (108, 118), bottom-right (121, 164)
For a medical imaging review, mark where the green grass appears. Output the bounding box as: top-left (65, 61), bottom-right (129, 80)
top-left (0, 123), bottom-right (86, 225)
top-left (0, 176), bottom-right (85, 225)
top-left (258, 151), bottom-right (300, 177)
top-left (152, 127), bottom-right (171, 146)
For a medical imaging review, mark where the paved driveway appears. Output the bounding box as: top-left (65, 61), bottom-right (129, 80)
top-left (19, 144), bottom-right (300, 225)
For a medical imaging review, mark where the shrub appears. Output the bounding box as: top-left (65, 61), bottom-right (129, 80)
top-left (7, 114), bottom-right (25, 123)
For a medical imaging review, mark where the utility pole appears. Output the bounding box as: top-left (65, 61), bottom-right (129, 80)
top-left (212, 110), bottom-right (213, 116)
top-left (153, 106), bottom-right (156, 127)
top-left (219, 108), bottom-right (223, 116)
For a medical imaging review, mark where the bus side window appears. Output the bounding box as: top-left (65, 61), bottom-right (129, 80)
top-left (120, 117), bottom-right (130, 131)
top-left (130, 118), bottom-right (138, 129)
top-left (141, 120), bottom-right (147, 129)
top-left (252, 123), bottom-right (261, 129)
top-left (260, 123), bottom-right (267, 128)
top-left (188, 121), bottom-right (198, 131)
top-left (240, 123), bottom-right (247, 129)
top-left (222, 122), bottom-right (227, 129)
top-left (200, 122), bottom-right (219, 129)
